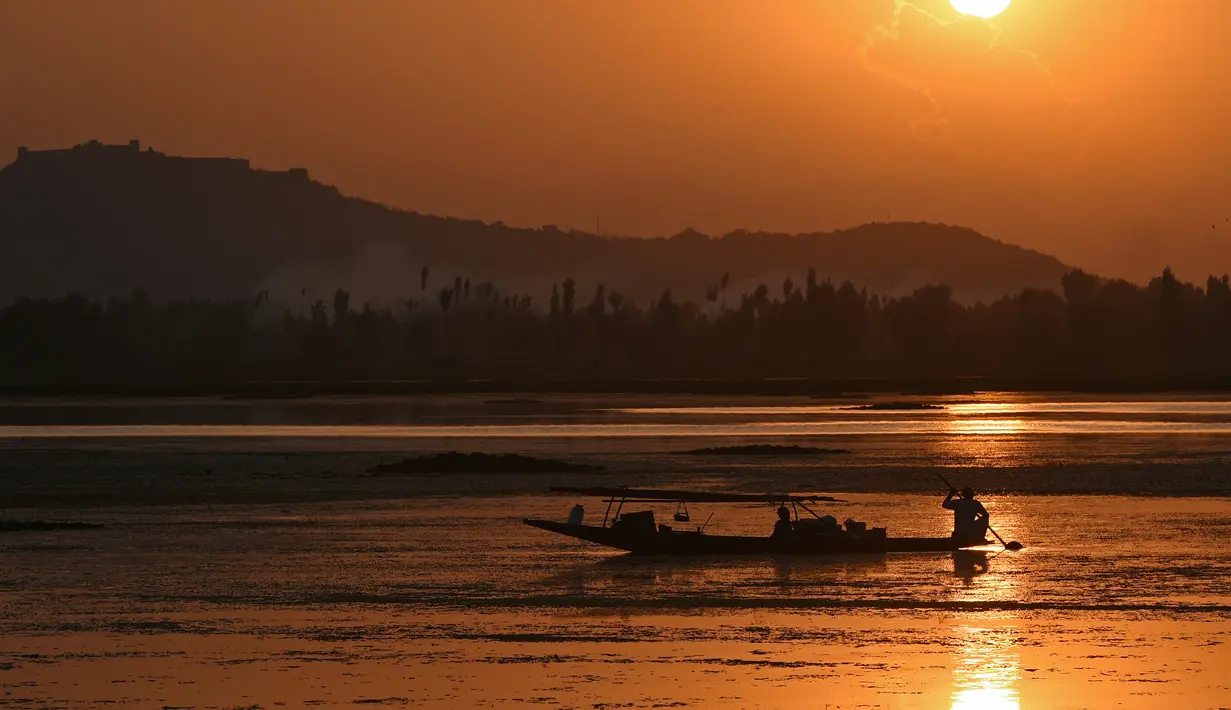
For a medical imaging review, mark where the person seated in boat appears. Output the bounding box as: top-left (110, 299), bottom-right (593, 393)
top-left (771, 505), bottom-right (794, 539)
top-left (942, 486), bottom-right (989, 541)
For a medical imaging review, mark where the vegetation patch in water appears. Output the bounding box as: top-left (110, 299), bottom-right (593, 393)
top-left (367, 452), bottom-right (602, 475)
top-left (676, 445), bottom-right (851, 456)
top-left (1, 520), bottom-right (104, 532)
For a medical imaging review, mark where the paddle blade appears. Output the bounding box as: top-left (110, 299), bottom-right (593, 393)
top-left (1006, 541), bottom-right (1024, 551)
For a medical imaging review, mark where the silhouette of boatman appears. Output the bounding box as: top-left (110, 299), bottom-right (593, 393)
top-left (942, 486), bottom-right (989, 542)
top-left (771, 505), bottom-right (794, 540)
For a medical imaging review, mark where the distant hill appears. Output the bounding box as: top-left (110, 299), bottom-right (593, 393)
top-left (0, 140), bottom-right (1074, 306)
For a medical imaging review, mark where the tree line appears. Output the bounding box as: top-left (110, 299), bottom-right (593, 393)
top-left (2, 267), bottom-right (1230, 388)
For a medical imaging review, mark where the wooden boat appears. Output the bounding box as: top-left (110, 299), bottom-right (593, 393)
top-left (523, 486), bottom-right (989, 556)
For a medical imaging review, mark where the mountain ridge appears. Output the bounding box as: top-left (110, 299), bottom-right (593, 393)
top-left (0, 140), bottom-right (1075, 306)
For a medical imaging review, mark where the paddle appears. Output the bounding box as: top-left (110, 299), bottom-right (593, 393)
top-left (988, 525), bottom-right (1024, 552)
top-left (936, 473), bottom-right (1023, 551)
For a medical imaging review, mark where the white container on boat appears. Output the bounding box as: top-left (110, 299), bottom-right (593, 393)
top-left (567, 504), bottom-right (584, 525)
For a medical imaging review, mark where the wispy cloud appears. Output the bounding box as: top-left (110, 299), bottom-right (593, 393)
top-left (860, 0), bottom-right (1081, 165)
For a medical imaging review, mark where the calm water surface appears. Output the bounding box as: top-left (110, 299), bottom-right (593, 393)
top-left (1, 393), bottom-right (1229, 708)
top-left (6, 394), bottom-right (1231, 437)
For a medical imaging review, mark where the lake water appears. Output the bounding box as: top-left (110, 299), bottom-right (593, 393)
top-left (1, 393), bottom-right (1228, 708)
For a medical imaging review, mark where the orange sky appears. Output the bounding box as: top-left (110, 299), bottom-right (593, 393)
top-left (2, 0), bottom-right (1229, 282)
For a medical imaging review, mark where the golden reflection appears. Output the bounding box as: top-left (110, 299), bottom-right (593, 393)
top-left (933, 415), bottom-right (1026, 467)
top-left (946, 402), bottom-right (1020, 415)
top-left (952, 550), bottom-right (989, 585)
top-left (950, 625), bottom-right (1021, 710)
top-left (945, 418), bottom-right (1027, 435)
top-left (953, 687), bottom-right (1018, 710)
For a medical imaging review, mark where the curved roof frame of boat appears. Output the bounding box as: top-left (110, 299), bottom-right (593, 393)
top-left (549, 486), bottom-right (845, 528)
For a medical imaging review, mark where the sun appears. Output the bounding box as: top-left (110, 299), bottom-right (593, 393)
top-left (950, 0), bottom-right (1013, 19)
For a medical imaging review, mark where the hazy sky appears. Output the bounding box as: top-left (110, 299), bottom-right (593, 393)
top-left (3, 0), bottom-right (1229, 282)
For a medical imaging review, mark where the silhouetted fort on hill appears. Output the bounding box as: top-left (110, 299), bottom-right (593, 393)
top-left (0, 140), bottom-right (1073, 306)
top-left (14, 139), bottom-right (309, 181)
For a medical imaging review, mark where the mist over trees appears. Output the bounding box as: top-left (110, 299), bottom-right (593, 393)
top-left (2, 267), bottom-right (1230, 390)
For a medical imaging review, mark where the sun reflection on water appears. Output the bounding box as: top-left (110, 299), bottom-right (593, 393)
top-left (945, 418), bottom-right (1027, 435)
top-left (950, 626), bottom-right (1021, 710)
top-left (952, 686), bottom-right (1019, 710)
top-left (946, 402), bottom-right (1021, 415)
top-left (934, 414), bottom-right (1028, 466)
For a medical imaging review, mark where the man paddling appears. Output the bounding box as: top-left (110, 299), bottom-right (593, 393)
top-left (942, 486), bottom-right (989, 542)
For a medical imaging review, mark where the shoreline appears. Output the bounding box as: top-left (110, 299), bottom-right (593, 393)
top-left (6, 377), bottom-right (1231, 398)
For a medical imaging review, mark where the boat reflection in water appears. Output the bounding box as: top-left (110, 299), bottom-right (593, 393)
top-left (537, 553), bottom-right (890, 599)
top-left (952, 550), bottom-right (990, 585)
top-left (950, 624), bottom-right (1021, 710)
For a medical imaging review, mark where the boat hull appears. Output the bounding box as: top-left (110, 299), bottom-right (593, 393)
top-left (523, 519), bottom-right (988, 556)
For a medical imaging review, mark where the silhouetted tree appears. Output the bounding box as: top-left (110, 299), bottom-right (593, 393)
top-left (333, 289), bottom-right (350, 326)
top-left (4, 268), bottom-right (1231, 387)
top-left (590, 284), bottom-right (607, 318)
top-left (562, 278), bottom-right (576, 319)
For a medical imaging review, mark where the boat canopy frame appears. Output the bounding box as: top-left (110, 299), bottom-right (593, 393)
top-left (548, 486), bottom-right (844, 528)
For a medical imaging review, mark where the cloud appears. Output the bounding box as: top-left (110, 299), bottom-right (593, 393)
top-left (861, 0), bottom-right (1087, 170)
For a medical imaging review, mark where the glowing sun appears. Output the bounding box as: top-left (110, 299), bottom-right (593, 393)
top-left (950, 0), bottom-right (1012, 18)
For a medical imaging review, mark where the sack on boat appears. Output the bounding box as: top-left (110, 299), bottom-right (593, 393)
top-left (794, 515), bottom-right (841, 537)
top-left (614, 510), bottom-right (656, 534)
top-left (567, 505), bottom-right (584, 525)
